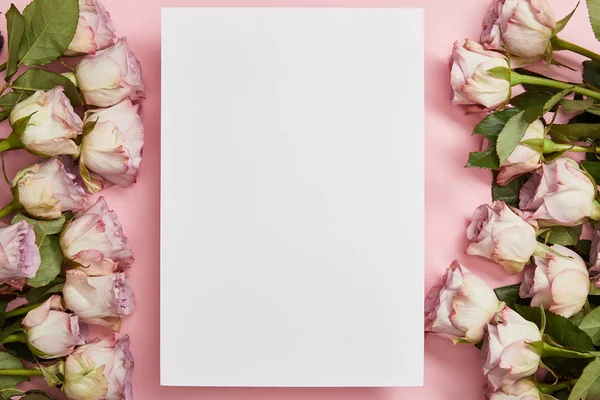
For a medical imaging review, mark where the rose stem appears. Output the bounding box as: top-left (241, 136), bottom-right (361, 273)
top-left (0, 369), bottom-right (43, 377)
top-left (5, 303), bottom-right (42, 319)
top-left (0, 333), bottom-right (27, 344)
top-left (551, 36), bottom-right (600, 64)
top-left (0, 199), bottom-right (21, 219)
top-left (510, 72), bottom-right (600, 101)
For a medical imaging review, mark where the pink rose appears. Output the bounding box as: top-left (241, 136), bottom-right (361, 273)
top-left (13, 158), bottom-right (87, 220)
top-left (22, 295), bottom-right (85, 359)
top-left (488, 378), bottom-right (541, 399)
top-left (0, 220), bottom-right (40, 279)
top-left (451, 39), bottom-right (511, 109)
top-left (425, 261), bottom-right (499, 343)
top-left (467, 201), bottom-right (538, 274)
top-left (80, 99), bottom-right (144, 191)
top-left (481, 0), bottom-right (555, 63)
top-left (519, 244), bottom-right (589, 318)
top-left (519, 158), bottom-right (596, 226)
top-left (483, 306), bottom-right (541, 391)
top-left (64, 335), bottom-right (133, 400)
top-left (59, 197), bottom-right (133, 276)
top-left (496, 119), bottom-right (544, 186)
top-left (63, 270), bottom-right (135, 331)
top-left (9, 87), bottom-right (82, 156)
top-left (65, 0), bottom-right (117, 55)
top-left (75, 38), bottom-right (145, 107)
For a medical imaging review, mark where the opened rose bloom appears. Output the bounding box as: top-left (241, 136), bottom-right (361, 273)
top-left (451, 39), bottom-right (511, 109)
top-left (9, 87), bottom-right (82, 156)
top-left (425, 261), bottom-right (498, 343)
top-left (519, 158), bottom-right (597, 226)
top-left (22, 295), bottom-right (85, 359)
top-left (76, 38), bottom-right (145, 107)
top-left (80, 99), bottom-right (144, 191)
top-left (481, 0), bottom-right (555, 64)
top-left (64, 270), bottom-right (135, 331)
top-left (466, 201), bottom-right (538, 274)
top-left (60, 196), bottom-right (133, 276)
top-left (65, 0), bottom-right (117, 55)
top-left (483, 306), bottom-right (541, 391)
top-left (496, 119), bottom-right (544, 186)
top-left (488, 378), bottom-right (542, 399)
top-left (520, 244), bottom-right (589, 318)
top-left (64, 335), bottom-right (133, 400)
top-left (13, 158), bottom-right (87, 220)
top-left (0, 220), bottom-right (40, 279)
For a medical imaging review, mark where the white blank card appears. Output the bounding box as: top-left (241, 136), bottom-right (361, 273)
top-left (161, 7), bottom-right (424, 387)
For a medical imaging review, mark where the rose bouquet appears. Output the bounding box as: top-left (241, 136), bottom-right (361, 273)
top-left (428, 0), bottom-right (600, 399)
top-left (0, 0), bottom-right (145, 398)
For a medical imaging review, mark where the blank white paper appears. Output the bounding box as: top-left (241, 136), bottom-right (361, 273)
top-left (161, 7), bottom-right (424, 387)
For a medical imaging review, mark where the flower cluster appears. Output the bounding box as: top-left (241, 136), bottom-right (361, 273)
top-left (0, 0), bottom-right (144, 398)
top-left (428, 0), bottom-right (600, 398)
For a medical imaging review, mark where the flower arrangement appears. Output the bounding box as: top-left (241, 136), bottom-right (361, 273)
top-left (0, 0), bottom-right (145, 398)
top-left (428, 0), bottom-right (600, 398)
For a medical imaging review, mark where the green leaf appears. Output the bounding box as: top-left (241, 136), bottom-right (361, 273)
top-left (3, 342), bottom-right (35, 363)
top-left (569, 358), bottom-right (600, 399)
top-left (18, 0), bottom-right (79, 66)
top-left (0, 296), bottom-right (14, 329)
top-left (0, 353), bottom-right (27, 388)
top-left (474, 108), bottom-right (521, 140)
top-left (587, 0), bottom-right (600, 42)
top-left (12, 69), bottom-right (81, 107)
top-left (0, 92), bottom-right (30, 118)
top-left (550, 124), bottom-right (600, 141)
top-left (494, 284), bottom-right (530, 310)
top-left (544, 88), bottom-right (574, 112)
top-left (583, 161), bottom-right (600, 183)
top-left (555, 2), bottom-right (580, 34)
top-left (496, 108), bottom-right (541, 164)
top-left (492, 172), bottom-right (528, 207)
top-left (561, 98), bottom-right (595, 112)
top-left (580, 307), bottom-right (600, 346)
top-left (584, 60), bottom-right (600, 87)
top-left (11, 113), bottom-right (34, 139)
top-left (516, 305), bottom-right (596, 351)
top-left (0, 321), bottom-right (24, 343)
top-left (466, 149), bottom-right (499, 169)
top-left (12, 214), bottom-right (65, 288)
top-left (0, 388), bottom-right (24, 400)
top-left (5, 5), bottom-right (25, 80)
top-left (542, 225), bottom-right (583, 246)
top-left (511, 90), bottom-right (555, 110)
top-left (21, 391), bottom-right (55, 400)
top-left (25, 277), bottom-right (64, 304)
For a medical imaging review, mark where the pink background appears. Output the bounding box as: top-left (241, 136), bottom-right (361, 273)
top-left (0, 0), bottom-right (595, 398)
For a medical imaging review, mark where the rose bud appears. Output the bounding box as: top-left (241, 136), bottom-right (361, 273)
top-left (76, 38), bottom-right (145, 107)
top-left (483, 306), bottom-right (541, 391)
top-left (488, 378), bottom-right (541, 399)
top-left (9, 87), bottom-right (82, 156)
top-left (451, 39), bottom-right (511, 109)
top-left (467, 201), bottom-right (538, 274)
top-left (64, 334), bottom-right (133, 400)
top-left (65, 0), bottom-right (117, 56)
top-left (22, 295), bottom-right (85, 359)
top-left (60, 197), bottom-right (133, 276)
top-left (425, 261), bottom-right (499, 343)
top-left (496, 119), bottom-right (544, 186)
top-left (12, 158), bottom-right (87, 220)
top-left (520, 158), bottom-right (597, 226)
top-left (63, 270), bottom-right (135, 331)
top-left (80, 99), bottom-right (144, 191)
top-left (519, 244), bottom-right (589, 318)
top-left (0, 220), bottom-right (40, 279)
top-left (481, 0), bottom-right (555, 64)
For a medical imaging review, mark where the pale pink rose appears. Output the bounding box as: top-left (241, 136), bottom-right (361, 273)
top-left (13, 158), bottom-right (87, 220)
top-left (22, 295), bottom-right (85, 359)
top-left (497, 119), bottom-right (544, 186)
top-left (64, 270), bottom-right (135, 331)
top-left (65, 0), bottom-right (117, 55)
top-left (481, 0), bottom-right (555, 62)
top-left (0, 220), bottom-right (40, 279)
top-left (519, 158), bottom-right (596, 226)
top-left (519, 245), bottom-right (589, 318)
top-left (451, 39), bottom-right (511, 109)
top-left (9, 87), bottom-right (82, 156)
top-left (64, 335), bottom-right (133, 400)
top-left (488, 378), bottom-right (541, 399)
top-left (80, 99), bottom-right (144, 191)
top-left (425, 261), bottom-right (499, 343)
top-left (60, 197), bottom-right (133, 276)
top-left (75, 38), bottom-right (145, 107)
top-left (483, 306), bottom-right (541, 391)
top-left (467, 201), bottom-right (538, 274)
